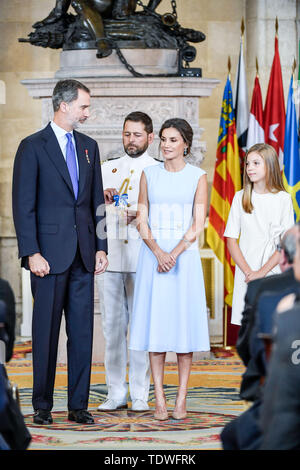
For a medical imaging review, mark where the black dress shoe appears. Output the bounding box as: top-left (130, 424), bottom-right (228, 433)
top-left (68, 409), bottom-right (94, 424)
top-left (33, 409), bottom-right (53, 425)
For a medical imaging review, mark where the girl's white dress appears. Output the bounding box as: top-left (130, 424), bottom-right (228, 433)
top-left (224, 189), bottom-right (294, 325)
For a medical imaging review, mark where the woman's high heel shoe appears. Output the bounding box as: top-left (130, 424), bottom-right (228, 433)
top-left (154, 395), bottom-right (168, 421)
top-left (172, 410), bottom-right (187, 420)
top-left (154, 409), bottom-right (169, 421)
top-left (172, 394), bottom-right (187, 420)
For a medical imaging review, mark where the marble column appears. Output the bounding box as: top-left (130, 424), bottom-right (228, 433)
top-left (245, 0), bottom-right (298, 100)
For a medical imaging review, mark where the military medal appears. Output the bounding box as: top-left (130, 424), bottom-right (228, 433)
top-left (85, 149), bottom-right (90, 164)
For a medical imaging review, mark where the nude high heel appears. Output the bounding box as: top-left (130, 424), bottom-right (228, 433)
top-left (172, 394), bottom-right (187, 420)
top-left (154, 409), bottom-right (169, 421)
top-left (154, 395), bottom-right (168, 421)
top-left (172, 410), bottom-right (187, 420)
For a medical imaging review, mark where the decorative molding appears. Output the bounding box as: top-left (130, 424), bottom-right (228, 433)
top-left (89, 98), bottom-right (176, 124)
top-left (22, 77), bottom-right (220, 99)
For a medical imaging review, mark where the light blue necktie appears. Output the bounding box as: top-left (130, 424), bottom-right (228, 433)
top-left (66, 133), bottom-right (78, 199)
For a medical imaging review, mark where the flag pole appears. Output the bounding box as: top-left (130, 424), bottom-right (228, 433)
top-left (225, 55), bottom-right (231, 350)
top-left (222, 55), bottom-right (235, 351)
top-left (208, 58), bottom-right (241, 351)
top-left (292, 57), bottom-right (296, 92)
top-left (241, 17), bottom-right (245, 42)
top-left (223, 304), bottom-right (228, 348)
top-left (223, 303), bottom-right (234, 350)
top-left (292, 57), bottom-right (298, 129)
top-left (256, 57), bottom-right (259, 78)
top-left (292, 57), bottom-right (296, 77)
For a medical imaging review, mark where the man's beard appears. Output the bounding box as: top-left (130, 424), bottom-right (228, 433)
top-left (124, 142), bottom-right (148, 158)
top-left (71, 118), bottom-right (87, 129)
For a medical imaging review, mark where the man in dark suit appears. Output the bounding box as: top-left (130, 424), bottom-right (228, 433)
top-left (259, 225), bottom-right (300, 449)
top-left (12, 79), bottom-right (108, 425)
top-left (0, 278), bottom-right (16, 363)
top-left (259, 300), bottom-right (300, 449)
top-left (220, 224), bottom-right (300, 449)
top-left (236, 224), bottom-right (300, 401)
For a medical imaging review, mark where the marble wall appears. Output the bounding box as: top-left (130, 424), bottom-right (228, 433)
top-left (0, 0), bottom-right (298, 332)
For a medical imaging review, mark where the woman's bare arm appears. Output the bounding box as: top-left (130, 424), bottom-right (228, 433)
top-left (170, 174), bottom-right (208, 260)
top-left (136, 171), bottom-right (176, 272)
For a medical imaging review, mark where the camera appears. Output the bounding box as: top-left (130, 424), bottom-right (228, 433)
top-left (178, 45), bottom-right (202, 77)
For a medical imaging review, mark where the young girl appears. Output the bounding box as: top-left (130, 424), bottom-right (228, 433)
top-left (224, 143), bottom-right (294, 326)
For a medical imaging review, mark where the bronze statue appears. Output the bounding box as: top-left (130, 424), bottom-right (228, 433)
top-left (19, 0), bottom-right (205, 74)
top-left (29, 1), bottom-right (162, 57)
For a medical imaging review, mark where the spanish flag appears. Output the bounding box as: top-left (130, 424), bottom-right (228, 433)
top-left (207, 75), bottom-right (241, 307)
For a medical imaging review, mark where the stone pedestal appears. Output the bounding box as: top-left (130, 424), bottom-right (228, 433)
top-left (55, 49), bottom-right (179, 78)
top-left (20, 50), bottom-right (220, 362)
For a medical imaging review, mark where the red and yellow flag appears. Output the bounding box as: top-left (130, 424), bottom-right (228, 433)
top-left (207, 75), bottom-right (241, 306)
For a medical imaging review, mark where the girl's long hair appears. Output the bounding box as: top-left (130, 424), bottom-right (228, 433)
top-left (242, 143), bottom-right (286, 213)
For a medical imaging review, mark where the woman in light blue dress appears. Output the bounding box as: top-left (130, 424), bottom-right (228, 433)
top-left (129, 118), bottom-right (210, 421)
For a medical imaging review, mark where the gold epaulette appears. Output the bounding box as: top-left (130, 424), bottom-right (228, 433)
top-left (100, 156), bottom-right (122, 165)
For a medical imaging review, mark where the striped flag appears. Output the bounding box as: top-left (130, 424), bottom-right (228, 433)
top-left (283, 73), bottom-right (300, 222)
top-left (264, 34), bottom-right (285, 167)
top-left (207, 76), bottom-right (242, 307)
top-left (246, 75), bottom-right (265, 148)
top-left (233, 36), bottom-right (249, 169)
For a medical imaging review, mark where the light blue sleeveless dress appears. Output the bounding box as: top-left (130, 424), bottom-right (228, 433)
top-left (129, 162), bottom-right (210, 353)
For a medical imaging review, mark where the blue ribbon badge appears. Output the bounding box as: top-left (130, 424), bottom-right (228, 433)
top-left (113, 193), bottom-right (128, 207)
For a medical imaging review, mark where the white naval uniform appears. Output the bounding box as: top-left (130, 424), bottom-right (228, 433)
top-left (97, 152), bottom-right (158, 402)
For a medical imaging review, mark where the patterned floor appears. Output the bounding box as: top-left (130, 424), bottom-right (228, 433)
top-left (6, 348), bottom-right (246, 450)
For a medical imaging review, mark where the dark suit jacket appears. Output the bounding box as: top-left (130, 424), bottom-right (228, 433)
top-left (222, 292), bottom-right (300, 450)
top-left (237, 268), bottom-right (298, 366)
top-left (0, 279), bottom-right (16, 363)
top-left (237, 269), bottom-right (300, 401)
top-left (221, 399), bottom-right (263, 450)
top-left (12, 123), bottom-right (107, 274)
top-left (260, 301), bottom-right (300, 449)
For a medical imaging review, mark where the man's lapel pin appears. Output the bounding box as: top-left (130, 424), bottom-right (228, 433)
top-left (85, 149), bottom-right (90, 164)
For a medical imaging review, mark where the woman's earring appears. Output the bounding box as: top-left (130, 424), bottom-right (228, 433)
top-left (184, 148), bottom-right (188, 157)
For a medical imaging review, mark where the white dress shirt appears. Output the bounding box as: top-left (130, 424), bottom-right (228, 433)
top-left (50, 121), bottom-right (79, 175)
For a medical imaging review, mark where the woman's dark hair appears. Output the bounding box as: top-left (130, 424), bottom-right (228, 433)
top-left (159, 118), bottom-right (193, 154)
top-left (123, 111), bottom-right (153, 134)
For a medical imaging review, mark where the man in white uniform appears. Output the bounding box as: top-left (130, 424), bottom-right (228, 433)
top-left (98, 112), bottom-right (158, 411)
